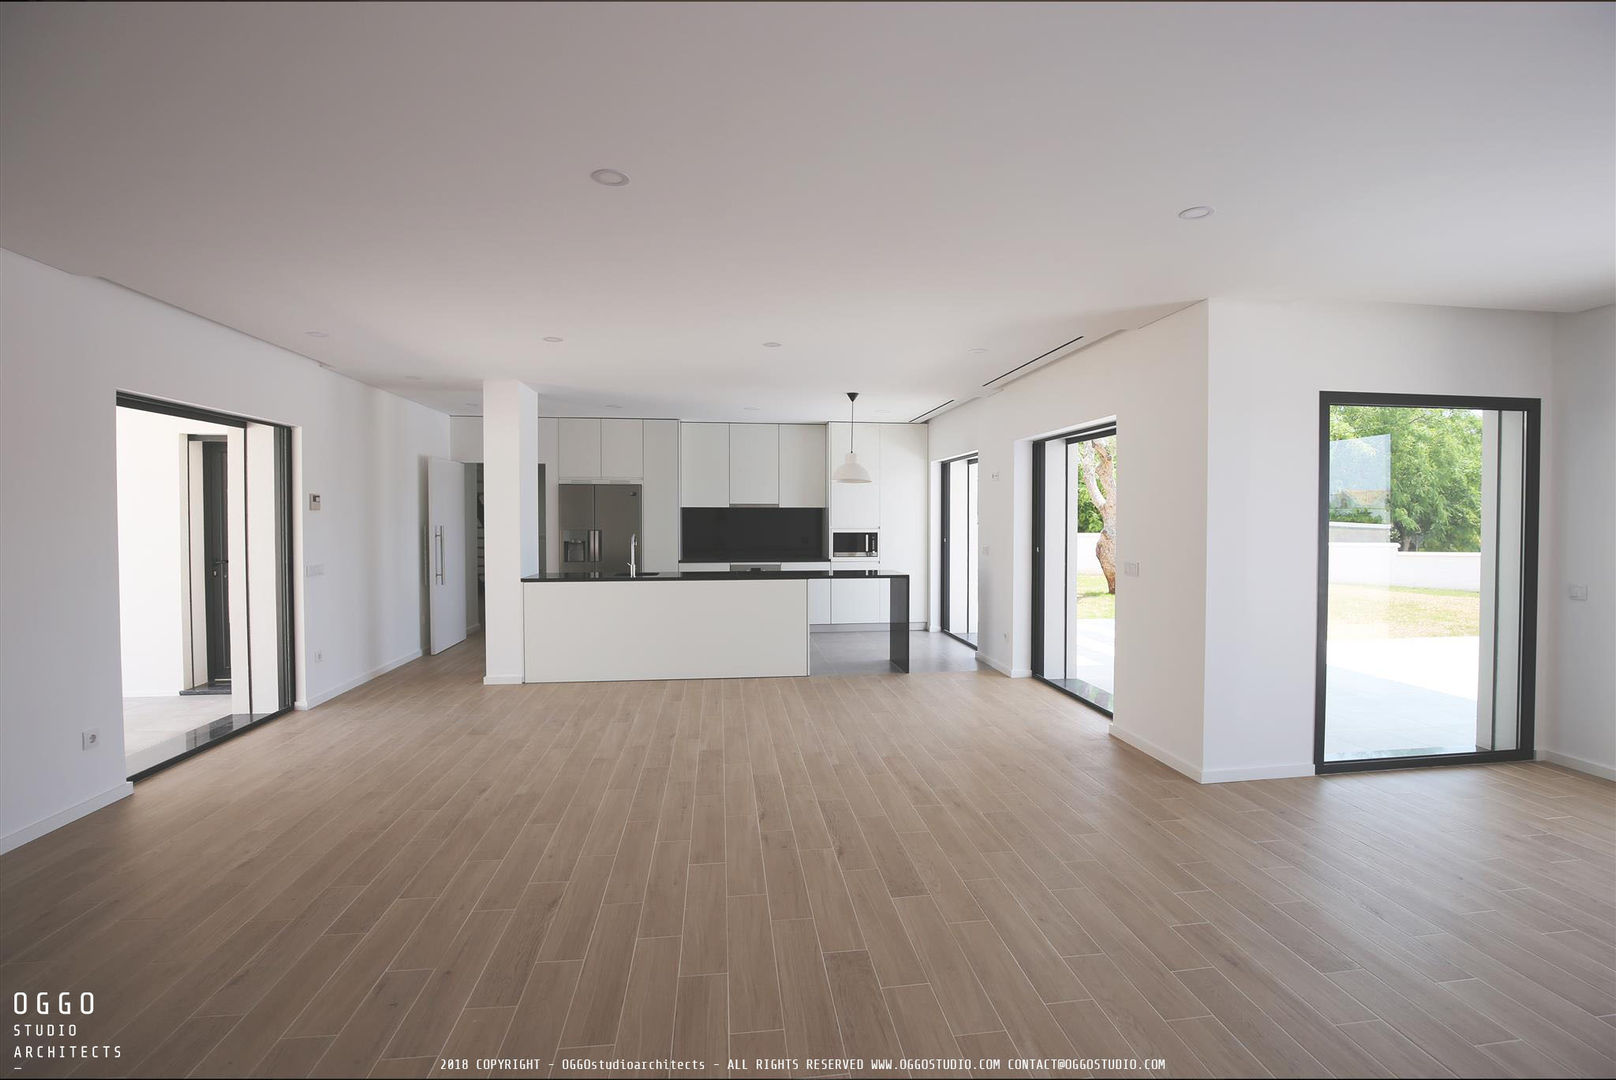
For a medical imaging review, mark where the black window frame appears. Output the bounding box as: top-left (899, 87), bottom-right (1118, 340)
top-left (1031, 421), bottom-right (1117, 717)
top-left (1314, 391), bottom-right (1541, 774)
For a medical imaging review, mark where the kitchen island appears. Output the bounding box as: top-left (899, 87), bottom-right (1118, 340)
top-left (520, 569), bottom-right (910, 682)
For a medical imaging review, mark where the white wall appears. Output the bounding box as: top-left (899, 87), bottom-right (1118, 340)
top-left (1203, 300), bottom-right (1558, 781)
top-left (928, 304), bottom-right (1212, 777)
top-left (450, 415), bottom-right (483, 463)
top-left (0, 248), bottom-right (449, 851)
top-left (1545, 304), bottom-right (1615, 778)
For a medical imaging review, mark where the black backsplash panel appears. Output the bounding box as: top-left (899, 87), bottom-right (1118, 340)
top-left (681, 507), bottom-right (826, 562)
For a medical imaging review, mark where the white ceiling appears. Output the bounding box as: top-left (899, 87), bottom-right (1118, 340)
top-left (2, 2), bottom-right (1611, 421)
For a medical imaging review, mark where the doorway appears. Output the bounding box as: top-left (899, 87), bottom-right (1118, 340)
top-left (1032, 423), bottom-right (1118, 714)
top-left (938, 454), bottom-right (979, 648)
top-left (197, 437), bottom-right (232, 687)
top-left (1316, 393), bottom-right (1540, 771)
top-left (115, 393), bottom-right (295, 778)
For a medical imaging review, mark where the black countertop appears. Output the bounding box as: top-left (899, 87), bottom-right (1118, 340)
top-left (522, 569), bottom-right (908, 583)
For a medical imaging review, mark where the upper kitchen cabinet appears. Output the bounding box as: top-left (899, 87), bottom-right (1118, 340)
top-left (559, 417), bottom-right (644, 481)
top-left (827, 421), bottom-right (880, 529)
top-left (729, 424), bottom-right (780, 504)
top-left (600, 418), bottom-right (644, 479)
top-left (778, 424), bottom-right (827, 507)
top-left (680, 422), bottom-right (730, 507)
top-left (558, 417), bottom-right (601, 480)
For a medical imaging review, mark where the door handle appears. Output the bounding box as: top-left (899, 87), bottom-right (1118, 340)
top-left (434, 526), bottom-right (445, 584)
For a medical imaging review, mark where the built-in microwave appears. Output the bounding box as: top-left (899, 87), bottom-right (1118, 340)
top-left (831, 530), bottom-right (879, 559)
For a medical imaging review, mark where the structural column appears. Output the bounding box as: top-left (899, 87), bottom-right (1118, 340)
top-left (482, 380), bottom-right (539, 684)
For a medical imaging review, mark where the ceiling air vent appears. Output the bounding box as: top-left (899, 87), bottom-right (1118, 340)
top-left (981, 334), bottom-right (1084, 388)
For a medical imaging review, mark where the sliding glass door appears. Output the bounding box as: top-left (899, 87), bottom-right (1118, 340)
top-left (939, 454), bottom-right (978, 647)
top-left (1316, 393), bottom-right (1539, 771)
top-left (1032, 424), bottom-right (1117, 713)
top-left (115, 393), bottom-right (296, 779)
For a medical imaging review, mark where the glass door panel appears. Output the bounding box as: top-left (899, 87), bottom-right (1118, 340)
top-left (1319, 398), bottom-right (1537, 767)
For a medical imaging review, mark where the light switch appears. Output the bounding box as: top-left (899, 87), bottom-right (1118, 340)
top-left (1569, 584), bottom-right (1589, 601)
top-left (306, 564), bottom-right (325, 578)
top-left (1123, 561), bottom-right (1140, 577)
top-left (308, 493), bottom-right (322, 511)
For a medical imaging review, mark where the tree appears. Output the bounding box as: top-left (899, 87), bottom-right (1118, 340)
top-left (1328, 406), bottom-right (1482, 552)
top-left (1075, 437), bottom-right (1118, 592)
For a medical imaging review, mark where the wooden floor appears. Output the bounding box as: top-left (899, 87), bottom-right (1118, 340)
top-left (3, 638), bottom-right (1614, 1079)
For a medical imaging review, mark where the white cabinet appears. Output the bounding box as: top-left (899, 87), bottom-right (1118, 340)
top-left (558, 418), bottom-right (601, 480)
top-left (808, 579), bottom-right (831, 624)
top-left (641, 420), bottom-right (679, 571)
top-left (729, 424), bottom-right (780, 504)
top-left (831, 577), bottom-right (885, 624)
top-left (779, 424), bottom-right (827, 507)
top-left (828, 422), bottom-right (881, 529)
top-left (680, 424), bottom-right (730, 507)
top-left (601, 419), bottom-right (644, 479)
top-left (877, 423), bottom-right (928, 625)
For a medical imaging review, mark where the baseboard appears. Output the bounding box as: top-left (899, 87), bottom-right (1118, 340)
top-left (1536, 748), bottom-right (1616, 781)
top-left (300, 649), bottom-right (423, 710)
top-left (810, 621), bottom-right (926, 633)
top-left (483, 674), bottom-right (523, 685)
top-left (467, 622), bottom-right (482, 635)
top-left (1108, 726), bottom-right (1202, 781)
top-left (1199, 761), bottom-right (1317, 783)
top-left (975, 653), bottom-right (1030, 678)
top-left (1, 782), bottom-right (134, 855)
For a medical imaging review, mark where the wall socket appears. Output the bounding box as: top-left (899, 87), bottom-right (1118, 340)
top-left (313, 650), bottom-right (325, 663)
top-left (81, 729), bottom-right (100, 750)
top-left (1123, 561), bottom-right (1141, 577)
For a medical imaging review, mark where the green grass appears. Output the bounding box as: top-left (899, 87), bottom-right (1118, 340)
top-left (1074, 573), bottom-right (1115, 620)
top-left (1328, 583), bottom-right (1480, 639)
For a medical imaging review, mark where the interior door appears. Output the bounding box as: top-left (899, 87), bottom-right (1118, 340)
top-left (201, 439), bottom-right (232, 680)
top-left (428, 457), bottom-right (468, 654)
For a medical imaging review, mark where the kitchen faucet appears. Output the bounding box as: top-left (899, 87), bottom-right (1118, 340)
top-left (629, 533), bottom-right (637, 578)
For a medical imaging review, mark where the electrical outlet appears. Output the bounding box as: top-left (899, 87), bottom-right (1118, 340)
top-left (1123, 561), bottom-right (1141, 577)
top-left (1569, 584), bottom-right (1588, 601)
top-left (81, 730), bottom-right (100, 750)
top-left (313, 650), bottom-right (325, 663)
top-left (306, 563), bottom-right (325, 578)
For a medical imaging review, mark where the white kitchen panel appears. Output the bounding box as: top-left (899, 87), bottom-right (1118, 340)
top-left (523, 579), bottom-right (808, 681)
top-left (600, 418), bottom-right (645, 479)
top-left (558, 417), bottom-right (601, 480)
top-left (778, 424), bottom-right (827, 507)
top-left (729, 423), bottom-right (780, 504)
top-left (641, 420), bottom-right (679, 571)
top-left (679, 422), bottom-right (730, 507)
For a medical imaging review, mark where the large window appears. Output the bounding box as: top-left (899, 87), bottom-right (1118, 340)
top-left (1032, 424), bottom-right (1117, 713)
top-left (939, 454), bottom-right (978, 648)
top-left (1316, 393), bottom-right (1539, 771)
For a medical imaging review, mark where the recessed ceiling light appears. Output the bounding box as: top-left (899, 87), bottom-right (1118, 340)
top-left (762, 342), bottom-right (782, 348)
top-left (606, 404), bottom-right (623, 410)
top-left (744, 406), bottom-right (761, 412)
top-left (968, 347), bottom-right (988, 353)
top-left (305, 330), bottom-right (329, 337)
top-left (1177, 205), bottom-right (1214, 220)
top-left (590, 168), bottom-right (630, 187)
top-left (543, 336), bottom-right (564, 343)
top-left (405, 375), bottom-right (423, 381)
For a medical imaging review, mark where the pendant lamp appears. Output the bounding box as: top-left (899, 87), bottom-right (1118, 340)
top-left (833, 392), bottom-right (872, 484)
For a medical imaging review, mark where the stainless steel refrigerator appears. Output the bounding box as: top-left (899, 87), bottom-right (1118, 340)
top-left (559, 483), bottom-right (641, 573)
